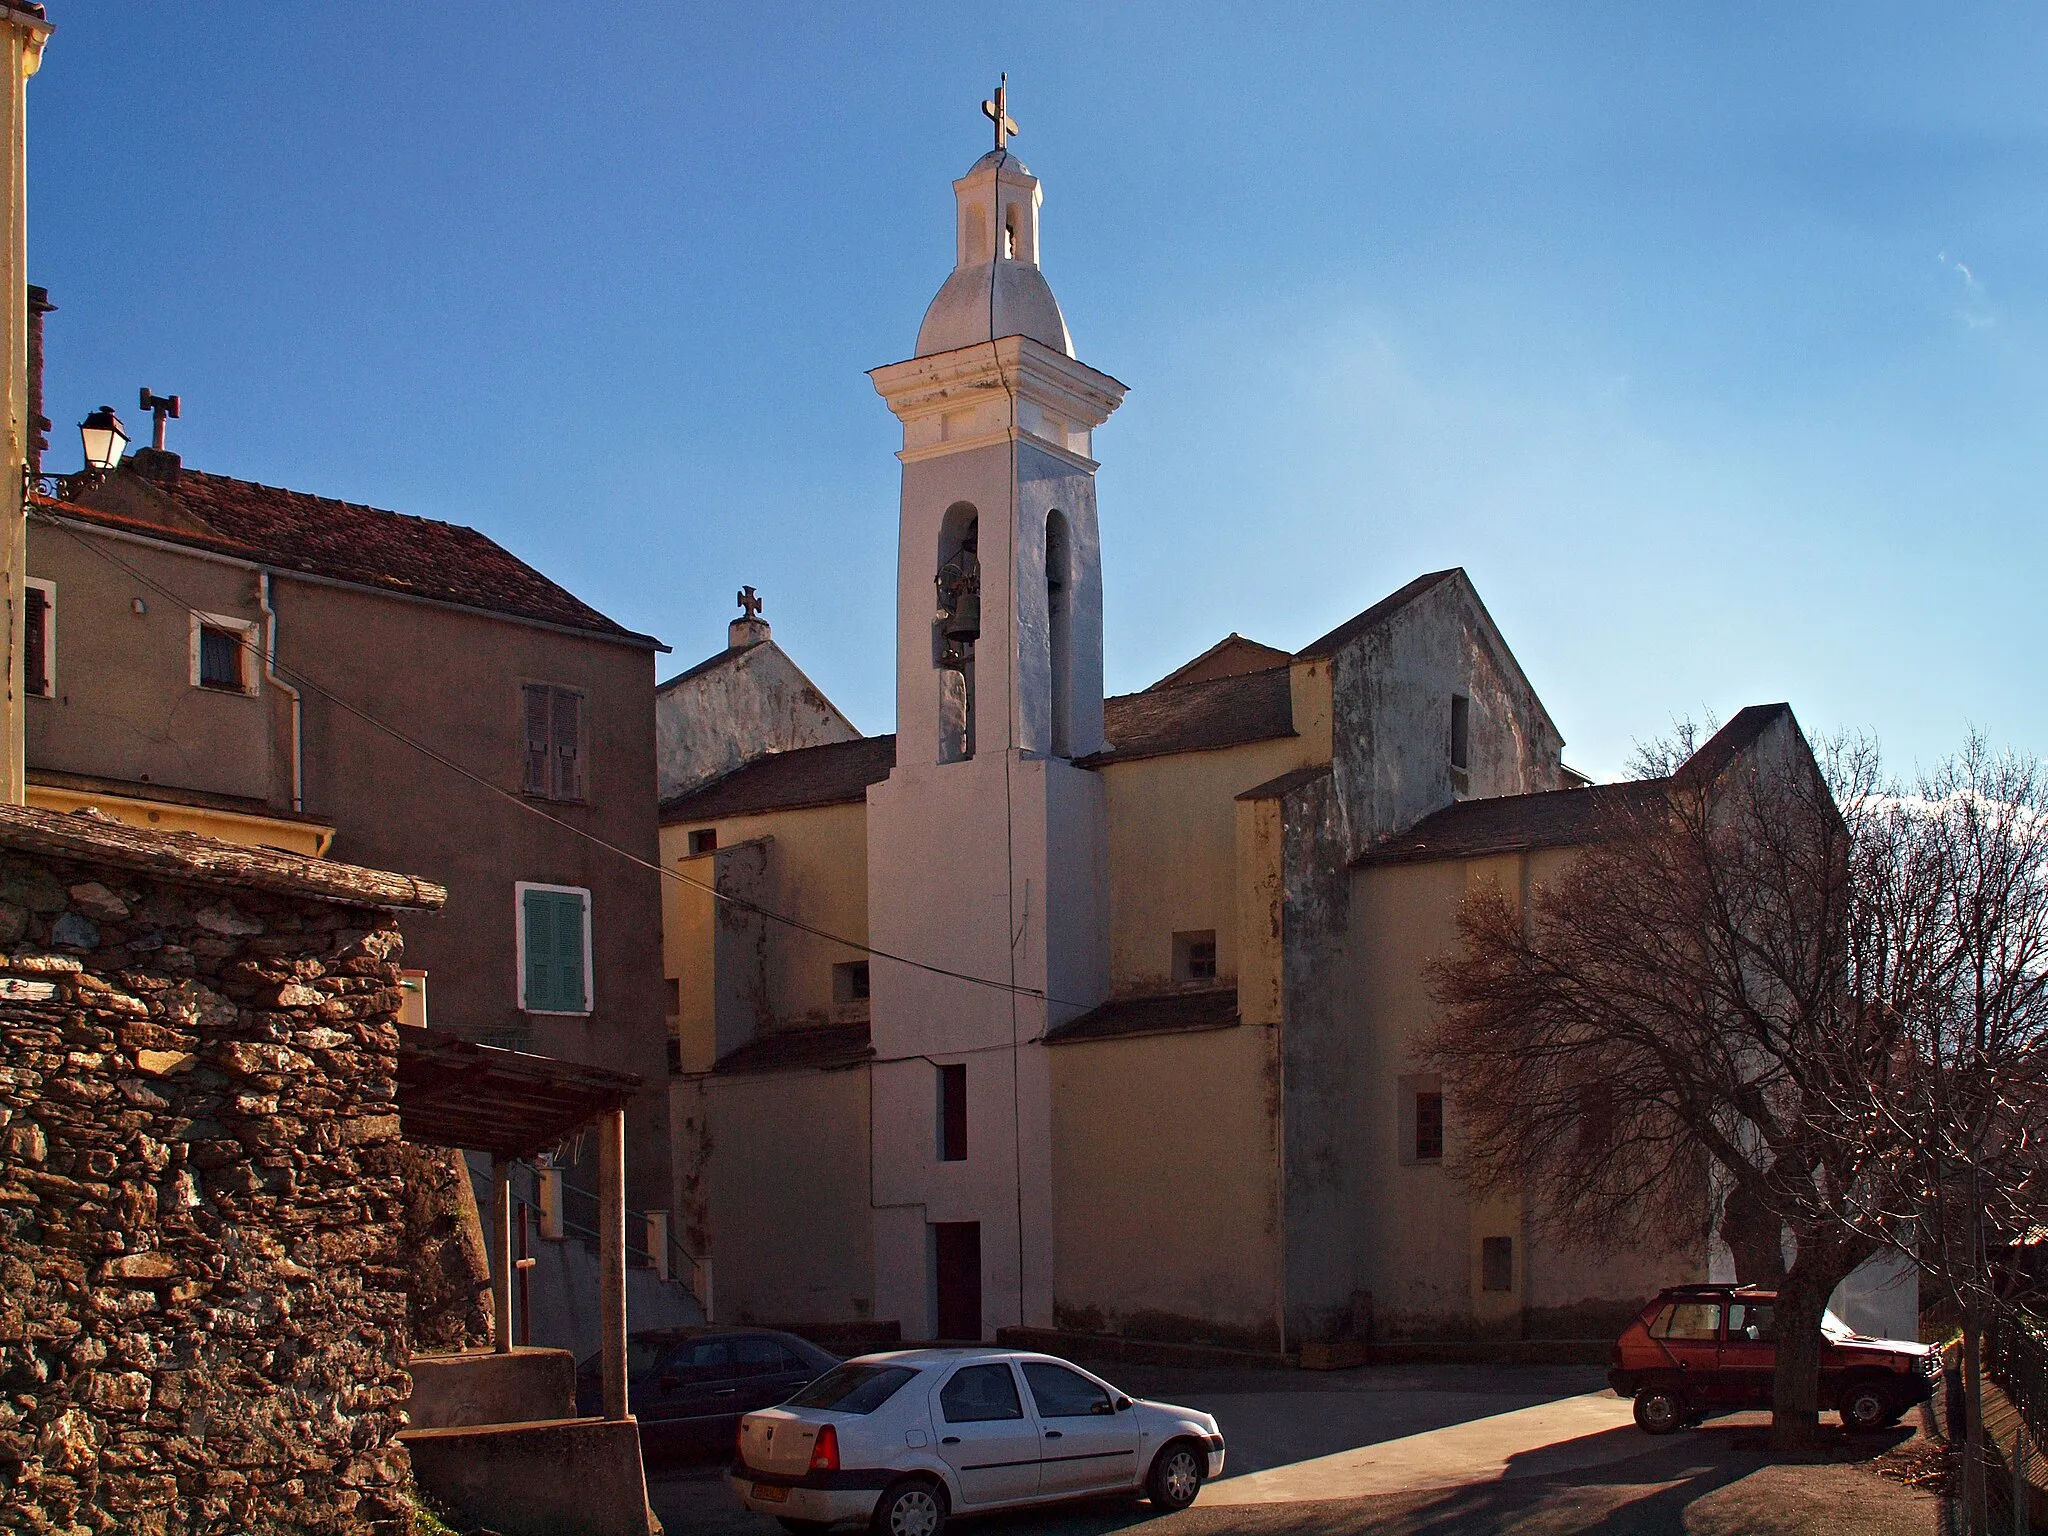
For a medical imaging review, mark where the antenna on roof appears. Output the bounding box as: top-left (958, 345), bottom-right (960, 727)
top-left (139, 387), bottom-right (180, 452)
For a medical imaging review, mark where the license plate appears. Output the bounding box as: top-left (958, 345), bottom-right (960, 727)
top-left (753, 1484), bottom-right (788, 1504)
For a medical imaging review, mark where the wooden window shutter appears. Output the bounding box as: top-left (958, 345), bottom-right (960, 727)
top-left (522, 685), bottom-right (551, 796)
top-left (523, 888), bottom-right (587, 1012)
top-left (22, 588), bottom-right (46, 697)
top-left (551, 688), bottom-right (584, 800)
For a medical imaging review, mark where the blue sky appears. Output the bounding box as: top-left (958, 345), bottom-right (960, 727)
top-left (30, 4), bottom-right (2048, 779)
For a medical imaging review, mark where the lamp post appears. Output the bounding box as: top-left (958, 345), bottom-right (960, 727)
top-left (78, 405), bottom-right (127, 474)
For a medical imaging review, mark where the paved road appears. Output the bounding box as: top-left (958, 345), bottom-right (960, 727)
top-left (649, 1363), bottom-right (1620, 1533)
top-left (645, 1365), bottom-right (1938, 1536)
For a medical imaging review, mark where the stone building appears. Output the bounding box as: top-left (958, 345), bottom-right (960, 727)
top-left (0, 802), bottom-right (443, 1533)
top-left (23, 444), bottom-right (676, 1220)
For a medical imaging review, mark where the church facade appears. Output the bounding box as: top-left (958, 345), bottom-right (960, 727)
top-left (657, 126), bottom-right (1721, 1350)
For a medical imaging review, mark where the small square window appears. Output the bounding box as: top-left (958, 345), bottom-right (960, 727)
top-left (191, 612), bottom-right (256, 694)
top-left (1172, 930), bottom-right (1218, 984)
top-left (687, 828), bottom-right (718, 857)
top-left (1481, 1236), bottom-right (1514, 1293)
top-left (665, 977), bottom-right (680, 1016)
top-left (1449, 693), bottom-right (1471, 773)
top-left (937, 1063), bottom-right (967, 1163)
top-left (834, 960), bottom-right (871, 1003)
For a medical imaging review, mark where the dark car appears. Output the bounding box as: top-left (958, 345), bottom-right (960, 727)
top-left (1608, 1284), bottom-right (1941, 1434)
top-left (575, 1327), bottom-right (838, 1453)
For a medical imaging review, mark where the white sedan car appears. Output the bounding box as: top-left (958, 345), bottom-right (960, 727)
top-left (729, 1347), bottom-right (1225, 1534)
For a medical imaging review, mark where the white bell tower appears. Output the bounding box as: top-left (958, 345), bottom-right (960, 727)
top-left (865, 87), bottom-right (1126, 1341)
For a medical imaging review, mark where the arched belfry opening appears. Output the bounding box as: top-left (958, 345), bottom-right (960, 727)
top-left (1045, 509), bottom-right (1073, 758)
top-left (934, 503), bottom-right (981, 764)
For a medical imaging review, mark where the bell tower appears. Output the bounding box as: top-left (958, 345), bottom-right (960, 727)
top-left (865, 89), bottom-right (1126, 1341)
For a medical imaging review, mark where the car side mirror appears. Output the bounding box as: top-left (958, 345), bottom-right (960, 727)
top-left (1116, 1396), bottom-right (1132, 1412)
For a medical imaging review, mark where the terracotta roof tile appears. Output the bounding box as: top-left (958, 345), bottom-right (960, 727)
top-left (53, 464), bottom-right (655, 645)
top-left (1045, 987), bottom-right (1240, 1044)
top-left (661, 736), bottom-right (898, 823)
top-left (712, 1022), bottom-right (874, 1075)
top-left (1085, 668), bottom-right (1296, 767)
top-left (1147, 634), bottom-right (1292, 691)
top-left (1354, 780), bottom-right (1669, 867)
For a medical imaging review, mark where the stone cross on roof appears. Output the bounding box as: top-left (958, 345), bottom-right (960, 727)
top-left (982, 74), bottom-right (1018, 151)
top-left (737, 585), bottom-right (763, 620)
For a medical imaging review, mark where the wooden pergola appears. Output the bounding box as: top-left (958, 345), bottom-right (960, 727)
top-left (397, 1026), bottom-right (643, 1421)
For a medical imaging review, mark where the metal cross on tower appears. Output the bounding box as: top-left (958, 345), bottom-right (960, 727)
top-left (982, 74), bottom-right (1018, 151)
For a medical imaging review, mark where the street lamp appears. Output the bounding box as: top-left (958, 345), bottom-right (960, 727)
top-left (79, 406), bottom-right (127, 473)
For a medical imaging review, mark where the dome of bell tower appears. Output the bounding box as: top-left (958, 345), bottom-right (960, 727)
top-left (914, 146), bottom-right (1074, 359)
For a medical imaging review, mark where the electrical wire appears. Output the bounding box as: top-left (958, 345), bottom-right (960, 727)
top-left (31, 505), bottom-right (1094, 1013)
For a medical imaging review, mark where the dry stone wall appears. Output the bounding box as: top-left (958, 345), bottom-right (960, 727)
top-left (0, 849), bottom-right (415, 1535)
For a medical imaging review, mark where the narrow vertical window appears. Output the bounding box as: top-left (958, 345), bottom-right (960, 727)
top-left (522, 683), bottom-right (587, 801)
top-left (1046, 510), bottom-right (1072, 758)
top-left (937, 1063), bottom-right (967, 1162)
top-left (1415, 1091), bottom-right (1444, 1162)
top-left (519, 883), bottom-right (591, 1014)
top-left (1481, 1236), bottom-right (1514, 1293)
top-left (935, 505), bottom-right (979, 764)
top-left (22, 582), bottom-right (50, 697)
top-left (1449, 693), bottom-right (1471, 773)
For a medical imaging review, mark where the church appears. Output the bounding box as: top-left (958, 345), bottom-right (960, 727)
top-left (654, 101), bottom-right (1782, 1353)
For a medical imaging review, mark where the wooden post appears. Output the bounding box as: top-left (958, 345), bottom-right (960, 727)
top-left (491, 1157), bottom-right (512, 1355)
top-left (537, 1165), bottom-right (563, 1240)
top-left (598, 1108), bottom-right (629, 1421)
top-left (647, 1209), bottom-right (670, 1281)
top-left (516, 1201), bottom-right (531, 1349)
top-left (2016, 1425), bottom-right (2028, 1536)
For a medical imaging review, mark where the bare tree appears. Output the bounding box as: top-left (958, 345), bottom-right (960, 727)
top-left (1425, 722), bottom-right (1912, 1450)
top-left (1841, 742), bottom-right (2048, 1531)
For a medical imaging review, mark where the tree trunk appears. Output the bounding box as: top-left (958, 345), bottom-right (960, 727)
top-left (1722, 1182), bottom-right (1789, 1285)
top-left (1768, 1258), bottom-right (1831, 1450)
top-left (1961, 1309), bottom-right (1989, 1536)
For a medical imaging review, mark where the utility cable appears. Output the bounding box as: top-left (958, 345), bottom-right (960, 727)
top-left (32, 505), bottom-right (1094, 1011)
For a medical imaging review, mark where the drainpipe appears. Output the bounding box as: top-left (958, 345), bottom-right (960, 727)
top-left (258, 570), bottom-right (304, 815)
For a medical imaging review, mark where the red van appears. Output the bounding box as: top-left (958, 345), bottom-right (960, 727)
top-left (1608, 1284), bottom-right (1941, 1434)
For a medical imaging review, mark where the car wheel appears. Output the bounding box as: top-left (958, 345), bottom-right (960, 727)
top-left (1148, 1438), bottom-right (1206, 1511)
top-left (1840, 1382), bottom-right (1893, 1434)
top-left (1633, 1386), bottom-right (1687, 1435)
top-left (870, 1477), bottom-right (946, 1536)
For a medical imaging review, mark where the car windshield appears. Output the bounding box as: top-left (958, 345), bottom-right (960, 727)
top-left (1821, 1309), bottom-right (1858, 1340)
top-left (786, 1363), bottom-right (918, 1415)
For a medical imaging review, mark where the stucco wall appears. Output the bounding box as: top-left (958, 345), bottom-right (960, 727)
top-left (1348, 847), bottom-right (1700, 1340)
top-left (1048, 1024), bottom-right (1280, 1350)
top-left (1098, 727), bottom-right (1321, 996)
top-left (1326, 574), bottom-right (1564, 861)
top-left (660, 801), bottom-right (870, 1072)
top-left (653, 638), bottom-right (857, 803)
top-left (26, 532), bottom-right (282, 805)
top-left (679, 1067), bottom-right (875, 1326)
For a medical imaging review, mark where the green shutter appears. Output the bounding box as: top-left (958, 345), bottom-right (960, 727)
top-left (523, 888), bottom-right (586, 1012)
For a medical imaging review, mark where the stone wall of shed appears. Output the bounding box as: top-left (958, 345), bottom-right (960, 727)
top-left (0, 852), bottom-right (414, 1535)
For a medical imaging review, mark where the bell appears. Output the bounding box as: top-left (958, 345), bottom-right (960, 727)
top-left (943, 590), bottom-right (980, 644)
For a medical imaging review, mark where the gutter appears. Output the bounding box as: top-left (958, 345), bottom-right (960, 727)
top-left (259, 570), bottom-right (304, 815)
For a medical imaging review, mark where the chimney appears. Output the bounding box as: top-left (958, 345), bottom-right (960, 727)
top-left (25, 284), bottom-right (50, 476)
